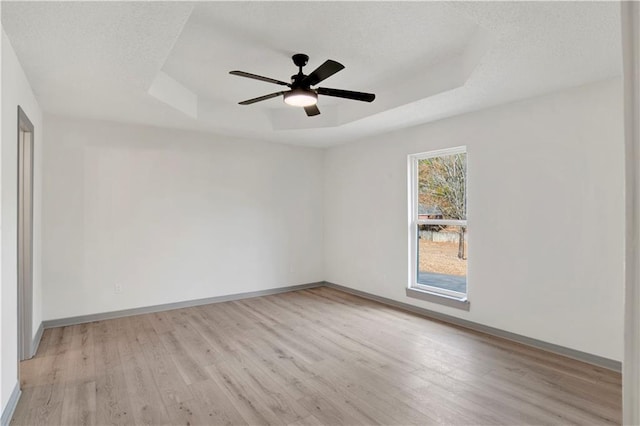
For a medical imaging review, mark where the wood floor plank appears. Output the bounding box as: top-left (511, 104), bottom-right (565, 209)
top-left (230, 337), bottom-right (313, 401)
top-left (301, 368), bottom-right (407, 425)
top-left (208, 356), bottom-right (310, 424)
top-left (158, 330), bottom-right (210, 385)
top-left (205, 360), bottom-right (283, 425)
top-left (148, 311), bottom-right (175, 335)
top-left (164, 398), bottom-right (219, 426)
top-left (17, 325), bottom-right (74, 425)
top-left (133, 316), bottom-right (194, 407)
top-left (312, 359), bottom-right (443, 425)
top-left (60, 380), bottom-right (97, 426)
top-left (287, 414), bottom-right (324, 426)
top-left (94, 320), bottom-right (135, 425)
top-left (12, 287), bottom-right (622, 425)
top-left (117, 318), bottom-right (171, 425)
top-left (188, 378), bottom-right (247, 426)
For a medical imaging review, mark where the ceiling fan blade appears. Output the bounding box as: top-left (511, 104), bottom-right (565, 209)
top-left (304, 105), bottom-right (321, 117)
top-left (302, 60), bottom-right (345, 86)
top-left (238, 92), bottom-right (284, 105)
top-left (317, 87), bottom-right (375, 102)
top-left (230, 71), bottom-right (290, 87)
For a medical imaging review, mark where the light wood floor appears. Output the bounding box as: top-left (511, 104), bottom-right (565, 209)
top-left (12, 287), bottom-right (621, 425)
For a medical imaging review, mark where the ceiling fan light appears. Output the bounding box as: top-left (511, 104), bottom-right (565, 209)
top-left (283, 89), bottom-right (317, 107)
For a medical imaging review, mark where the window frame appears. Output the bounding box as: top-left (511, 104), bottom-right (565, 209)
top-left (408, 146), bottom-right (469, 309)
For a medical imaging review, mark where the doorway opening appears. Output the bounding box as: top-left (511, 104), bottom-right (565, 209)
top-left (18, 106), bottom-right (34, 362)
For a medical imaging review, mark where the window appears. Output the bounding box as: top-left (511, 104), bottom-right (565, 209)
top-left (408, 147), bottom-right (469, 310)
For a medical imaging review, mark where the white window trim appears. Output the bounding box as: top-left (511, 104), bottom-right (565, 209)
top-left (413, 283), bottom-right (466, 299)
top-left (408, 146), bottom-right (469, 310)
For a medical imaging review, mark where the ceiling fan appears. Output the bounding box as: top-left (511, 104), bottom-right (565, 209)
top-left (229, 53), bottom-right (375, 117)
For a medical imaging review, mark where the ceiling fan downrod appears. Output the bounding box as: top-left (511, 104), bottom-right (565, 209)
top-left (291, 53), bottom-right (309, 86)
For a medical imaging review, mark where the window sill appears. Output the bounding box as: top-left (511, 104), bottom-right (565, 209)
top-left (406, 287), bottom-right (470, 311)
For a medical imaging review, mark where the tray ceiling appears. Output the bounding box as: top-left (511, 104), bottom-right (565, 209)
top-left (2, 1), bottom-right (622, 147)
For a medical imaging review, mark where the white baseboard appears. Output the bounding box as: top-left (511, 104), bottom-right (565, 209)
top-left (43, 282), bottom-right (324, 329)
top-left (30, 322), bottom-right (44, 358)
top-left (324, 281), bottom-right (622, 372)
top-left (0, 382), bottom-right (21, 426)
top-left (38, 280), bottom-right (620, 373)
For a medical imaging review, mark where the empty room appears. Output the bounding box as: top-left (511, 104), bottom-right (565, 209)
top-left (1, 1), bottom-right (639, 425)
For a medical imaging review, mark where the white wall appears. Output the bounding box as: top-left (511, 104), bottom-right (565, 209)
top-left (1, 14), bottom-right (4, 417)
top-left (42, 116), bottom-right (324, 321)
top-left (1, 29), bottom-right (43, 413)
top-left (324, 79), bottom-right (625, 361)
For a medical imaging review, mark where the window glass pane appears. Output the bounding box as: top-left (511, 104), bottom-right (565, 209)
top-left (417, 225), bottom-right (467, 294)
top-left (418, 153), bottom-right (466, 221)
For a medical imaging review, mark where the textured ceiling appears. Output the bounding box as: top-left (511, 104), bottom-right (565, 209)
top-left (2, 1), bottom-right (622, 147)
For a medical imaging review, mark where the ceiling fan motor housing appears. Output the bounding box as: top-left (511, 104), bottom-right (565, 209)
top-left (292, 53), bottom-right (309, 68)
